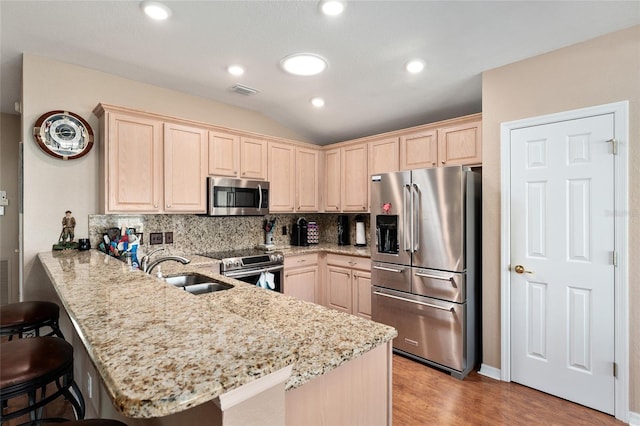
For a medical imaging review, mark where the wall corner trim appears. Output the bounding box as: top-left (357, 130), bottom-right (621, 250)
top-left (478, 364), bottom-right (501, 381)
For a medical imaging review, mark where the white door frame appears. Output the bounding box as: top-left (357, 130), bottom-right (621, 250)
top-left (500, 101), bottom-right (629, 422)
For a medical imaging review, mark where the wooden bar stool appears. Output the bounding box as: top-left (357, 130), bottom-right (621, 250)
top-left (0, 301), bottom-right (65, 340)
top-left (0, 336), bottom-right (85, 424)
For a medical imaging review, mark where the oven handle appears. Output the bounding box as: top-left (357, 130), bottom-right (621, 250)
top-left (223, 264), bottom-right (283, 279)
top-left (258, 184), bottom-right (263, 212)
top-left (373, 291), bottom-right (454, 312)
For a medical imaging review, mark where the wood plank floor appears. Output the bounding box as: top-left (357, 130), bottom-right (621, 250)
top-left (393, 354), bottom-right (623, 425)
top-left (4, 353), bottom-right (625, 425)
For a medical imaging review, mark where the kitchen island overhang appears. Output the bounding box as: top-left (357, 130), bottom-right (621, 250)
top-left (37, 250), bottom-right (396, 425)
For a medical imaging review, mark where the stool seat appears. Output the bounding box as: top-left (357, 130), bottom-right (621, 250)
top-left (0, 301), bottom-right (64, 340)
top-left (1, 336), bottom-right (84, 423)
top-left (1, 336), bottom-right (73, 390)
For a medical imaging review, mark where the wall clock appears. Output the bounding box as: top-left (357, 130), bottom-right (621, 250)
top-left (33, 110), bottom-right (94, 160)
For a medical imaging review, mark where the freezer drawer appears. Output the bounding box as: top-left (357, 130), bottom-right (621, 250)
top-left (371, 262), bottom-right (411, 293)
top-left (412, 268), bottom-right (466, 303)
top-left (372, 286), bottom-right (465, 372)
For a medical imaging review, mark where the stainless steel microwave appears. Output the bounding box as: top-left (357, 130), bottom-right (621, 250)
top-left (207, 177), bottom-right (269, 216)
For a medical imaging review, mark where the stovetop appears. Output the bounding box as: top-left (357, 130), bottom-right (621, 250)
top-left (198, 248), bottom-right (284, 272)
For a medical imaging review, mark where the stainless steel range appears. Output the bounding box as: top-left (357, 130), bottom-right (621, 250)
top-left (199, 249), bottom-right (284, 292)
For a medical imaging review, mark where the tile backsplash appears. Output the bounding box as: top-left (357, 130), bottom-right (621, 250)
top-left (89, 213), bottom-right (370, 255)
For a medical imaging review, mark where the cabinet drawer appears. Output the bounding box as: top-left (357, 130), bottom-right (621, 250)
top-left (326, 254), bottom-right (370, 271)
top-left (284, 253), bottom-right (318, 269)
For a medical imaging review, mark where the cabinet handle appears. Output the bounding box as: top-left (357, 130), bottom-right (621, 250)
top-left (441, 161), bottom-right (446, 164)
top-left (167, 204), bottom-right (171, 208)
top-left (335, 206), bottom-right (339, 211)
top-left (432, 162), bottom-right (436, 166)
top-left (234, 171), bottom-right (238, 175)
top-left (298, 259), bottom-right (306, 263)
top-left (154, 204), bottom-right (158, 208)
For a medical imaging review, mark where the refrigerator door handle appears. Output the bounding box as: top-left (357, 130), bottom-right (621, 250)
top-left (373, 291), bottom-right (454, 312)
top-left (412, 183), bottom-right (420, 252)
top-left (404, 184), bottom-right (412, 252)
top-left (373, 265), bottom-right (405, 273)
top-left (415, 272), bottom-right (458, 287)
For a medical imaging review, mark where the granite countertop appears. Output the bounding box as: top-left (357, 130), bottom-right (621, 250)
top-left (277, 242), bottom-right (371, 258)
top-left (38, 249), bottom-right (395, 419)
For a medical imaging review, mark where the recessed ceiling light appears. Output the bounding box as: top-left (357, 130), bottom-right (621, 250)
top-left (281, 53), bottom-right (328, 76)
top-left (141, 1), bottom-right (172, 20)
top-left (405, 59), bottom-right (425, 74)
top-left (320, 0), bottom-right (345, 16)
top-left (311, 97), bottom-right (325, 108)
top-left (227, 65), bottom-right (245, 76)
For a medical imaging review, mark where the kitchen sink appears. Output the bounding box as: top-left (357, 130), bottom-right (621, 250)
top-left (164, 273), bottom-right (233, 294)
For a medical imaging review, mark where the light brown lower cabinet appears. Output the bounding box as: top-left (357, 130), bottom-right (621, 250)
top-left (324, 254), bottom-right (372, 319)
top-left (283, 253), bottom-right (319, 304)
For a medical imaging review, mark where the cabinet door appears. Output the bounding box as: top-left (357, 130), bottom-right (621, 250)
top-left (353, 270), bottom-right (372, 320)
top-left (325, 265), bottom-right (352, 314)
top-left (106, 113), bottom-right (163, 212)
top-left (324, 148), bottom-right (341, 212)
top-left (208, 131), bottom-right (240, 177)
top-left (437, 120), bottom-right (482, 166)
top-left (369, 137), bottom-right (399, 175)
top-left (284, 265), bottom-right (319, 304)
top-left (341, 144), bottom-right (368, 212)
top-left (296, 147), bottom-right (320, 212)
top-left (240, 136), bottom-right (268, 180)
top-left (400, 130), bottom-right (438, 170)
top-left (268, 141), bottom-right (296, 212)
top-left (164, 123), bottom-right (208, 213)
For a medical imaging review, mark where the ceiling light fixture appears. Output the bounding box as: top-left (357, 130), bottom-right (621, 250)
top-left (320, 0), bottom-right (345, 16)
top-left (227, 65), bottom-right (245, 76)
top-left (311, 97), bottom-right (325, 108)
top-left (141, 1), bottom-right (172, 20)
top-left (281, 53), bottom-right (328, 76)
top-left (405, 59), bottom-right (425, 74)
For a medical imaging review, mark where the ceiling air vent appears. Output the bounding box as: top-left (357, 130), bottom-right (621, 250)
top-left (231, 84), bottom-right (259, 96)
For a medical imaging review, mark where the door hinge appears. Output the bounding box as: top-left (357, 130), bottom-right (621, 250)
top-left (611, 251), bottom-right (618, 267)
top-left (606, 138), bottom-right (618, 155)
top-left (613, 362), bottom-right (617, 378)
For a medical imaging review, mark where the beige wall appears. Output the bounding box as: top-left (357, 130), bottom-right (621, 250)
top-left (20, 54), bottom-right (310, 300)
top-left (482, 25), bottom-right (640, 411)
top-left (0, 112), bottom-right (20, 303)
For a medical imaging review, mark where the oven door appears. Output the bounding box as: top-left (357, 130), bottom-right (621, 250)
top-left (223, 265), bottom-right (283, 292)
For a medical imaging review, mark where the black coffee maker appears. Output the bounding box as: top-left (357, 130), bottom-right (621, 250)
top-left (291, 217), bottom-right (309, 246)
top-left (337, 215), bottom-right (350, 245)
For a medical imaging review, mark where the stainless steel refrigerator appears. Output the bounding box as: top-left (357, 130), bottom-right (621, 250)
top-left (370, 165), bottom-right (481, 379)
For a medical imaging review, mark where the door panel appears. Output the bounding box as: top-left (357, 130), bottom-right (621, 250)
top-left (510, 113), bottom-right (615, 414)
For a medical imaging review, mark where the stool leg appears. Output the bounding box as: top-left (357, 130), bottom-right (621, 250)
top-left (64, 380), bottom-right (85, 420)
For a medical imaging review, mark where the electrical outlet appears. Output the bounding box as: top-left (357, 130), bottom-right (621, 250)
top-left (164, 232), bottom-right (173, 244)
top-left (282, 225), bottom-right (287, 235)
top-left (150, 232), bottom-right (163, 245)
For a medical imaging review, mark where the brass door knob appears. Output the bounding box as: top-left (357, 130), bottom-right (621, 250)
top-left (514, 264), bottom-right (533, 274)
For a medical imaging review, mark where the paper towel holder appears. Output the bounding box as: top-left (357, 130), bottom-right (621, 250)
top-left (354, 214), bottom-right (366, 247)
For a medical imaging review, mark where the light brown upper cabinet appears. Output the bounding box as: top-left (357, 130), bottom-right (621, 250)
top-left (269, 142), bottom-right (320, 213)
top-left (208, 130), bottom-right (240, 177)
top-left (296, 147), bottom-right (320, 212)
top-left (400, 129), bottom-right (438, 170)
top-left (323, 143), bottom-right (368, 212)
top-left (240, 136), bottom-right (268, 180)
top-left (368, 137), bottom-right (399, 175)
top-left (399, 116), bottom-right (481, 170)
top-left (342, 143), bottom-right (369, 212)
top-left (437, 120), bottom-right (482, 166)
top-left (323, 148), bottom-right (341, 212)
top-left (164, 123), bottom-right (208, 213)
top-left (100, 111), bottom-right (164, 213)
top-left (268, 141), bottom-right (296, 212)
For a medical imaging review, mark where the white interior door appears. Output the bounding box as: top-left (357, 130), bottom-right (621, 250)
top-left (509, 113), bottom-right (615, 414)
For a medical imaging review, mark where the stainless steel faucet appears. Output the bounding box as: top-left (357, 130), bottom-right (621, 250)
top-left (144, 255), bottom-right (191, 275)
top-left (140, 247), bottom-right (165, 272)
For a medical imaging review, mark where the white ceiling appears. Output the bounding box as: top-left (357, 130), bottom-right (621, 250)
top-left (1, 1), bottom-right (638, 145)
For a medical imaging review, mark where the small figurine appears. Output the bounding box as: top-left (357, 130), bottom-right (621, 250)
top-left (60, 210), bottom-right (76, 243)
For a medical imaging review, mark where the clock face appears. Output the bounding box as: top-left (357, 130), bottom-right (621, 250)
top-left (34, 111), bottom-right (94, 160)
